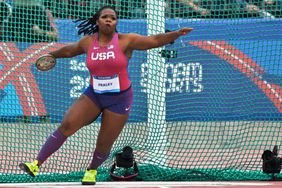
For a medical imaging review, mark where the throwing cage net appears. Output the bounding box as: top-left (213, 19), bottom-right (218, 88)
top-left (0, 0), bottom-right (281, 183)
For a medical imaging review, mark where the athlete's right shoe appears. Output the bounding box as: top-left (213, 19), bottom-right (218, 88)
top-left (19, 160), bottom-right (39, 177)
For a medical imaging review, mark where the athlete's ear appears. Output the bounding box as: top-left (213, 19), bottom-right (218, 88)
top-left (95, 15), bottom-right (100, 26)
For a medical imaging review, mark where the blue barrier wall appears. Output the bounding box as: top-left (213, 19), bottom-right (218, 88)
top-left (1, 19), bottom-right (281, 122)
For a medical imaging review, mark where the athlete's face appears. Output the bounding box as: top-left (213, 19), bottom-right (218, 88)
top-left (97, 9), bottom-right (117, 34)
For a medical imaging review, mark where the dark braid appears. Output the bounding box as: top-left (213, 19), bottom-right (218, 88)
top-left (74, 5), bottom-right (118, 36)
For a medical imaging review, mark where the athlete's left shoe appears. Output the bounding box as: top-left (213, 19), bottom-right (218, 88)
top-left (81, 169), bottom-right (97, 185)
top-left (19, 160), bottom-right (39, 177)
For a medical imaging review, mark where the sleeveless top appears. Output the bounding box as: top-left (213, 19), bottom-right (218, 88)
top-left (86, 33), bottom-right (130, 93)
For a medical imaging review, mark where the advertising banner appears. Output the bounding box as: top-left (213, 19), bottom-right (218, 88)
top-left (0, 19), bottom-right (281, 122)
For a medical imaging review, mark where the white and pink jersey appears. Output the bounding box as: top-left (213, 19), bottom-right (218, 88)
top-left (86, 33), bottom-right (130, 93)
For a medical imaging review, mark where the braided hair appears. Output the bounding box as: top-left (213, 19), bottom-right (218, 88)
top-left (74, 5), bottom-right (118, 36)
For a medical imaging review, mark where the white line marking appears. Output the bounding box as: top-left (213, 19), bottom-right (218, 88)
top-left (19, 73), bottom-right (38, 116)
top-left (0, 42), bottom-right (54, 84)
top-left (207, 41), bottom-right (282, 103)
top-left (0, 181), bottom-right (274, 187)
top-left (1, 44), bottom-right (39, 116)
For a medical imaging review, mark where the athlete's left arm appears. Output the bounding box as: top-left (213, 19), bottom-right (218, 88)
top-left (127, 28), bottom-right (193, 50)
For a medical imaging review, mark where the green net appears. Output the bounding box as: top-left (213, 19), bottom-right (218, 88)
top-left (0, 0), bottom-right (282, 183)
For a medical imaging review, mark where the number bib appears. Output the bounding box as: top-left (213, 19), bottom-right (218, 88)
top-left (93, 75), bottom-right (120, 93)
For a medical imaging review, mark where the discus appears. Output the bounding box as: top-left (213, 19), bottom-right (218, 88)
top-left (35, 54), bottom-right (56, 71)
